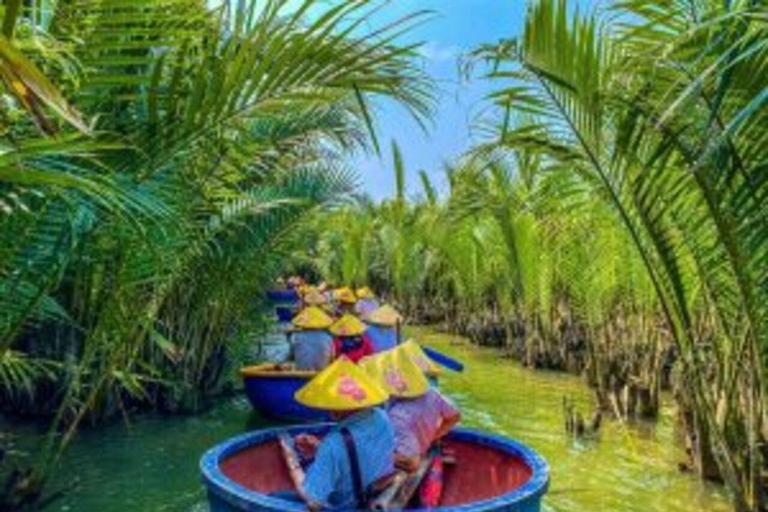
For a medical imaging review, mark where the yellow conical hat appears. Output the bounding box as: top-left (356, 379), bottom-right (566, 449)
top-left (336, 287), bottom-right (357, 304)
top-left (402, 339), bottom-right (441, 375)
top-left (303, 288), bottom-right (327, 306)
top-left (295, 356), bottom-right (389, 410)
top-left (356, 287), bottom-right (375, 299)
top-left (365, 304), bottom-right (402, 326)
top-left (329, 314), bottom-right (367, 336)
top-left (360, 345), bottom-right (429, 398)
top-left (292, 306), bottom-right (333, 329)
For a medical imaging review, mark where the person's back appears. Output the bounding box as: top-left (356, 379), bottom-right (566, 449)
top-left (387, 388), bottom-right (460, 469)
top-left (363, 305), bottom-right (401, 354)
top-left (292, 330), bottom-right (333, 371)
top-left (303, 408), bottom-right (395, 509)
top-left (355, 298), bottom-right (380, 317)
top-left (365, 324), bottom-right (397, 353)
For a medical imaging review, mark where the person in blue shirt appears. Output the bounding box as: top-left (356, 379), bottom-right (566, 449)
top-left (280, 357), bottom-right (394, 510)
top-left (354, 287), bottom-right (380, 317)
top-left (290, 306), bottom-right (334, 371)
top-left (364, 305), bottom-right (402, 353)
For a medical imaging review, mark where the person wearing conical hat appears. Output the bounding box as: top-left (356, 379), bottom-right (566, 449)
top-left (361, 345), bottom-right (460, 472)
top-left (280, 357), bottom-right (394, 510)
top-left (291, 307), bottom-right (334, 371)
top-left (363, 304), bottom-right (402, 353)
top-left (401, 339), bottom-right (442, 376)
top-left (334, 286), bottom-right (357, 315)
top-left (354, 286), bottom-right (380, 317)
top-left (287, 275), bottom-right (304, 289)
top-left (359, 344), bottom-right (429, 399)
top-left (330, 314), bottom-right (374, 364)
top-left (302, 288), bottom-right (327, 307)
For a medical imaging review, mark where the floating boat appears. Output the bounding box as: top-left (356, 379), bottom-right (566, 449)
top-left (241, 364), bottom-right (442, 422)
top-left (201, 425), bottom-right (549, 512)
top-left (241, 364), bottom-right (328, 422)
top-left (274, 306), bottom-right (295, 323)
top-left (266, 289), bottom-right (299, 303)
top-left (266, 290), bottom-right (299, 322)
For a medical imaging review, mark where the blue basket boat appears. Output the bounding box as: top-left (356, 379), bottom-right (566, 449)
top-left (240, 364), bottom-right (329, 422)
top-left (201, 425), bottom-right (549, 512)
top-left (266, 290), bottom-right (299, 303)
top-left (241, 364), bottom-right (441, 423)
top-left (274, 307), bottom-right (295, 323)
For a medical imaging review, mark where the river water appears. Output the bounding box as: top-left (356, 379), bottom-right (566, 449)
top-left (4, 327), bottom-right (731, 512)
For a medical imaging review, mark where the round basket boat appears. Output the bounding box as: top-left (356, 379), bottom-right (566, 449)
top-left (200, 425), bottom-right (549, 512)
top-left (241, 364), bottom-right (328, 422)
top-left (241, 364), bottom-right (441, 423)
top-left (274, 306), bottom-right (296, 323)
top-left (266, 289), bottom-right (299, 303)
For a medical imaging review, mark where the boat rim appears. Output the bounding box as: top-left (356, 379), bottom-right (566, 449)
top-left (240, 364), bottom-right (441, 380)
top-left (200, 425), bottom-right (550, 512)
top-left (240, 363), bottom-right (317, 379)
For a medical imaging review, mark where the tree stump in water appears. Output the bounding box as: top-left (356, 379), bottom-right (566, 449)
top-left (675, 392), bottom-right (723, 482)
top-left (563, 397), bottom-right (601, 438)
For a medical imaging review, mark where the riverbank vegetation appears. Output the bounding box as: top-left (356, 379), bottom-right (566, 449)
top-left (311, 1), bottom-right (768, 510)
top-left (1, 0), bottom-right (766, 511)
top-left (0, 0), bottom-right (431, 507)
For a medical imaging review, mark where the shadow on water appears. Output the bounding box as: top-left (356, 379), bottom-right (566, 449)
top-left (3, 326), bottom-right (731, 512)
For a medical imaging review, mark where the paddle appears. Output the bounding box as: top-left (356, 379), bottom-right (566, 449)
top-left (369, 454), bottom-right (435, 511)
top-left (277, 432), bottom-right (305, 489)
top-left (423, 347), bottom-right (465, 373)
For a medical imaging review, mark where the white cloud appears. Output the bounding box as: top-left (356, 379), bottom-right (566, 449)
top-left (419, 41), bottom-right (461, 63)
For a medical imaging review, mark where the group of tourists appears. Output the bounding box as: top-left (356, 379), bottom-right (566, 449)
top-left (289, 285), bottom-right (402, 371)
top-left (276, 282), bottom-right (462, 511)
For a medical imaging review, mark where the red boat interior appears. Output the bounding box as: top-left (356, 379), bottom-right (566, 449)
top-left (220, 438), bottom-right (532, 508)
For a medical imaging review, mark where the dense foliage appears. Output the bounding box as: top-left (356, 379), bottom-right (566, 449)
top-left (312, 1), bottom-right (768, 510)
top-left (0, 0), bottom-right (431, 506)
top-left (1, 0), bottom-right (766, 511)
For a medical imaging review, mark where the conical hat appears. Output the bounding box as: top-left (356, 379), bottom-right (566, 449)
top-left (303, 288), bottom-right (327, 306)
top-left (295, 356), bottom-right (388, 410)
top-left (329, 314), bottom-right (367, 336)
top-left (356, 287), bottom-right (375, 299)
top-left (336, 287), bottom-right (357, 304)
top-left (365, 304), bottom-right (402, 326)
top-left (402, 340), bottom-right (441, 375)
top-left (360, 345), bottom-right (429, 398)
top-left (292, 306), bottom-right (333, 329)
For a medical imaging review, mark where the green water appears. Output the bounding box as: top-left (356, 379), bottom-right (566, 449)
top-left (4, 328), bottom-right (731, 512)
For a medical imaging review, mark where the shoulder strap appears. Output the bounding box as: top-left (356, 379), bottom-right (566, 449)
top-left (340, 426), bottom-right (365, 508)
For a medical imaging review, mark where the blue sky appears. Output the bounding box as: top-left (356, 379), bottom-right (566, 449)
top-left (215, 0), bottom-right (525, 200)
top-left (351, 1), bottom-right (526, 201)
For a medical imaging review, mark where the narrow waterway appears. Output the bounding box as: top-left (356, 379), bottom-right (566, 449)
top-left (4, 327), bottom-right (731, 512)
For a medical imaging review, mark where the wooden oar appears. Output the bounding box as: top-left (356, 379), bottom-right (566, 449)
top-left (277, 432), bottom-right (306, 493)
top-left (423, 347), bottom-right (464, 373)
top-left (369, 454), bottom-right (435, 511)
top-left (367, 472), bottom-right (407, 510)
